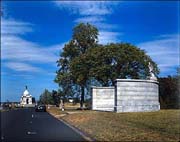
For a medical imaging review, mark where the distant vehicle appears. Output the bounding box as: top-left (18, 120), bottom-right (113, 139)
top-left (35, 104), bottom-right (46, 112)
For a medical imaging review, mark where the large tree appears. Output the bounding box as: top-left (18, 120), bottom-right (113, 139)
top-left (55, 23), bottom-right (98, 108)
top-left (70, 43), bottom-right (159, 86)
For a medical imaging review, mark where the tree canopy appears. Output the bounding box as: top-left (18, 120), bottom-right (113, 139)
top-left (70, 43), bottom-right (159, 86)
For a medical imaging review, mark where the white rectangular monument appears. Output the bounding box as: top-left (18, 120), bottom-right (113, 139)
top-left (92, 86), bottom-right (114, 111)
top-left (114, 79), bottom-right (160, 112)
top-left (92, 79), bottom-right (160, 112)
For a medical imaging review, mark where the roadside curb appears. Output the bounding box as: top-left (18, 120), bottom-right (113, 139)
top-left (48, 112), bottom-right (95, 142)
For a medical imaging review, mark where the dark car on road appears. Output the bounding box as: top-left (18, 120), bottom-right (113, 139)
top-left (35, 104), bottom-right (46, 112)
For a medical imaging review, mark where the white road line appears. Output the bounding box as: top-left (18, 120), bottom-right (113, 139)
top-left (1, 136), bottom-right (4, 140)
top-left (27, 131), bottom-right (37, 135)
top-left (32, 114), bottom-right (34, 118)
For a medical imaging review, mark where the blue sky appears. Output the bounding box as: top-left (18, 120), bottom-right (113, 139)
top-left (1, 1), bottom-right (179, 102)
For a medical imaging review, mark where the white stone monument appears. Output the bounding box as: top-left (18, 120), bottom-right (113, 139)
top-left (92, 79), bottom-right (160, 112)
top-left (20, 86), bottom-right (33, 107)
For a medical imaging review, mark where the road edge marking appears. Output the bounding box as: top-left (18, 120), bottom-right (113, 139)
top-left (59, 118), bottom-right (95, 142)
top-left (48, 112), bottom-right (95, 142)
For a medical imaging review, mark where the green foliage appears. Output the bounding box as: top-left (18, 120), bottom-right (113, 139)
top-left (70, 43), bottom-right (159, 86)
top-left (73, 23), bottom-right (98, 53)
top-left (39, 89), bottom-right (68, 106)
top-left (39, 89), bottom-right (54, 105)
top-left (159, 75), bottom-right (180, 109)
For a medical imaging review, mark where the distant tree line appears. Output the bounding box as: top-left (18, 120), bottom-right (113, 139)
top-left (38, 89), bottom-right (79, 106)
top-left (39, 89), bottom-right (54, 105)
top-left (159, 75), bottom-right (180, 109)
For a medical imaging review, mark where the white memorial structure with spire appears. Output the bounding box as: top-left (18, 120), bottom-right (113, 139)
top-left (20, 86), bottom-right (33, 107)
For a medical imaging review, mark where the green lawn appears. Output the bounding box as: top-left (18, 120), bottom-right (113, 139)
top-left (48, 108), bottom-right (180, 141)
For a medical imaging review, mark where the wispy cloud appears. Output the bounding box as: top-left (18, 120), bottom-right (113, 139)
top-left (99, 31), bottom-right (122, 44)
top-left (1, 18), bottom-right (33, 35)
top-left (138, 34), bottom-right (179, 76)
top-left (74, 16), bottom-right (105, 23)
top-left (54, 1), bottom-right (122, 44)
top-left (94, 22), bottom-right (118, 30)
top-left (54, 1), bottom-right (119, 16)
top-left (1, 35), bottom-right (63, 63)
top-left (1, 18), bottom-right (64, 73)
top-left (5, 62), bottom-right (42, 72)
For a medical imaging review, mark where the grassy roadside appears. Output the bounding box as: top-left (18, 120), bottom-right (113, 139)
top-left (48, 107), bottom-right (180, 141)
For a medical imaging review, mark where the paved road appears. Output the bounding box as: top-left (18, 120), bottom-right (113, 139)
top-left (1, 108), bottom-right (86, 142)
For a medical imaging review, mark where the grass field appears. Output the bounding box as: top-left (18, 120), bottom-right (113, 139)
top-left (48, 107), bottom-right (180, 141)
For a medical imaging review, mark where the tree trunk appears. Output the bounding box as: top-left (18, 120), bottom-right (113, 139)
top-left (80, 86), bottom-right (84, 109)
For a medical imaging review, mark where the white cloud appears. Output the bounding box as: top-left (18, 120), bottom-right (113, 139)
top-left (94, 23), bottom-right (118, 30)
top-left (54, 1), bottom-right (119, 16)
top-left (99, 31), bottom-right (122, 44)
top-left (1, 35), bottom-right (63, 63)
top-left (1, 18), bottom-right (33, 35)
top-left (5, 62), bottom-right (42, 72)
top-left (74, 16), bottom-right (105, 23)
top-left (138, 34), bottom-right (179, 76)
top-left (1, 18), bottom-right (64, 73)
top-left (74, 16), bottom-right (118, 30)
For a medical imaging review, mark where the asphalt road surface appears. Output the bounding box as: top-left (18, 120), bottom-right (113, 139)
top-left (1, 108), bottom-right (86, 142)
